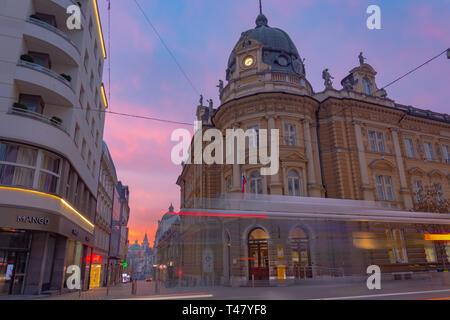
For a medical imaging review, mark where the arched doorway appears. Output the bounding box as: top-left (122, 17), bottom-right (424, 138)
top-left (290, 227), bottom-right (311, 279)
top-left (248, 228), bottom-right (269, 281)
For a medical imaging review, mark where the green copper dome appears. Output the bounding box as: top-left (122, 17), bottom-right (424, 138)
top-left (226, 13), bottom-right (305, 80)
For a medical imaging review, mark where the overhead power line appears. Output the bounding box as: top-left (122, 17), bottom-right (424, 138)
top-left (133, 0), bottom-right (200, 96)
top-left (379, 49), bottom-right (448, 91)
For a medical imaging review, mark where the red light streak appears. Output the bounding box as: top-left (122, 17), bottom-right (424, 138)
top-left (167, 211), bottom-right (269, 218)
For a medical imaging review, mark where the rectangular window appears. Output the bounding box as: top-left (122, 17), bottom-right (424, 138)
top-left (33, 13), bottom-right (57, 27)
top-left (90, 71), bottom-right (94, 92)
top-left (28, 51), bottom-right (51, 69)
top-left (0, 142), bottom-right (61, 194)
top-left (445, 243), bottom-right (450, 263)
top-left (386, 229), bottom-right (408, 263)
top-left (404, 138), bottom-right (415, 158)
top-left (0, 142), bottom-right (37, 188)
top-left (412, 180), bottom-right (424, 203)
top-left (375, 175), bottom-right (394, 201)
top-left (368, 130), bottom-right (385, 152)
top-left (424, 242), bottom-right (437, 263)
top-left (443, 145), bottom-right (450, 164)
top-left (424, 142), bottom-right (433, 160)
top-left (87, 151), bottom-right (92, 168)
top-left (18, 94), bottom-right (45, 114)
top-left (98, 60), bottom-right (102, 77)
top-left (95, 131), bottom-right (99, 147)
top-left (38, 152), bottom-right (61, 194)
top-left (94, 40), bottom-right (98, 59)
top-left (89, 18), bottom-right (93, 38)
top-left (74, 123), bottom-right (80, 146)
top-left (81, 139), bottom-right (86, 159)
top-left (79, 86), bottom-right (85, 109)
top-left (86, 104), bottom-right (91, 122)
top-left (284, 124), bottom-right (297, 146)
top-left (247, 126), bottom-right (259, 149)
top-left (91, 118), bottom-right (95, 136)
top-left (84, 51), bottom-right (89, 71)
top-left (433, 183), bottom-right (444, 203)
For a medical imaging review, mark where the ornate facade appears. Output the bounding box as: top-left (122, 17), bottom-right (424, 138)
top-left (174, 11), bottom-right (450, 286)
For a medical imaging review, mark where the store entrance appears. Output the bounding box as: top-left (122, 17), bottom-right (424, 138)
top-left (0, 230), bottom-right (31, 295)
top-left (0, 250), bottom-right (28, 295)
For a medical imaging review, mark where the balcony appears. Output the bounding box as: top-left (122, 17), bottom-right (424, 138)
top-left (24, 17), bottom-right (80, 66)
top-left (15, 60), bottom-right (75, 106)
top-left (8, 107), bottom-right (69, 135)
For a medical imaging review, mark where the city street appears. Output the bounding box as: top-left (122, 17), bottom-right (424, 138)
top-left (23, 275), bottom-right (450, 300)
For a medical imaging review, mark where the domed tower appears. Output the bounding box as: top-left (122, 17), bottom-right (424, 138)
top-left (221, 9), bottom-right (313, 103)
top-left (212, 8), bottom-right (323, 198)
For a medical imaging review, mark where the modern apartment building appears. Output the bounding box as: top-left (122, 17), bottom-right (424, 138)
top-left (0, 0), bottom-right (108, 295)
top-left (90, 141), bottom-right (117, 288)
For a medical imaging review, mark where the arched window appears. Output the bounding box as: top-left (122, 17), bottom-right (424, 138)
top-left (249, 171), bottom-right (262, 194)
top-left (363, 78), bottom-right (371, 95)
top-left (287, 169), bottom-right (302, 196)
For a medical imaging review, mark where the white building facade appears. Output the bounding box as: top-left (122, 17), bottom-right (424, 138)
top-left (0, 0), bottom-right (108, 295)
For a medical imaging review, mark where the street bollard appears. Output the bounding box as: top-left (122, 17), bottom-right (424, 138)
top-left (252, 274), bottom-right (255, 288)
top-left (131, 280), bottom-right (137, 295)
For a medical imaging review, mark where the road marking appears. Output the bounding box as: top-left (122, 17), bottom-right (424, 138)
top-left (117, 293), bottom-right (214, 300)
top-left (313, 289), bottom-right (450, 300)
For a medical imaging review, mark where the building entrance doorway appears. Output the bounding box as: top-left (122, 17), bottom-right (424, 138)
top-left (248, 228), bottom-right (269, 281)
top-left (290, 227), bottom-right (311, 279)
top-left (0, 230), bottom-right (31, 295)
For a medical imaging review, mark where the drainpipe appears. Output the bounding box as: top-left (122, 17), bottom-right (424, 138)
top-left (315, 104), bottom-right (327, 198)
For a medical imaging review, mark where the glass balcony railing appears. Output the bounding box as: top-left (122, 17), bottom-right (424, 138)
top-left (27, 17), bottom-right (80, 55)
top-left (8, 107), bottom-right (69, 134)
top-left (17, 59), bottom-right (73, 90)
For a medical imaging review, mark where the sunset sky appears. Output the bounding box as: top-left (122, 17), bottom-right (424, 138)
top-left (96, 0), bottom-right (450, 246)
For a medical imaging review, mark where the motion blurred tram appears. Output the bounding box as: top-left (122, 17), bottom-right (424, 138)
top-left (158, 195), bottom-right (450, 286)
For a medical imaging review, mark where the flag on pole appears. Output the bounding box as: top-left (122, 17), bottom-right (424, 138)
top-left (242, 175), bottom-right (247, 194)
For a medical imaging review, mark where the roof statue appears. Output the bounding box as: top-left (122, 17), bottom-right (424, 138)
top-left (216, 80), bottom-right (224, 96)
top-left (322, 68), bottom-right (334, 89)
top-left (199, 94), bottom-right (203, 106)
top-left (359, 52), bottom-right (366, 66)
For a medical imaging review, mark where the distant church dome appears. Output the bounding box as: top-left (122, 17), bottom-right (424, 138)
top-left (226, 12), bottom-right (305, 80)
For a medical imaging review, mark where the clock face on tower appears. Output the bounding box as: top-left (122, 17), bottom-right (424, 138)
top-left (243, 55), bottom-right (255, 67)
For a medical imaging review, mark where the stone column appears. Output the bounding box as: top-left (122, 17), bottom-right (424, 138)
top-left (24, 232), bottom-right (49, 295)
top-left (303, 120), bottom-right (320, 197)
top-left (231, 164), bottom-right (241, 193)
top-left (354, 122), bottom-right (374, 200)
top-left (267, 115), bottom-right (282, 195)
top-left (391, 129), bottom-right (414, 209)
top-left (50, 236), bottom-right (68, 291)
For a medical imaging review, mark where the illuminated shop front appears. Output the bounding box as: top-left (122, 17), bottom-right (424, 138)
top-left (88, 253), bottom-right (103, 288)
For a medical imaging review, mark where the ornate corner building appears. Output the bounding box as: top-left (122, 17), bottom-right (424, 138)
top-left (166, 12), bottom-right (450, 287)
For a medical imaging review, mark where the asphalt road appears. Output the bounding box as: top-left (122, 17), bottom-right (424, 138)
top-left (111, 276), bottom-right (450, 300)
